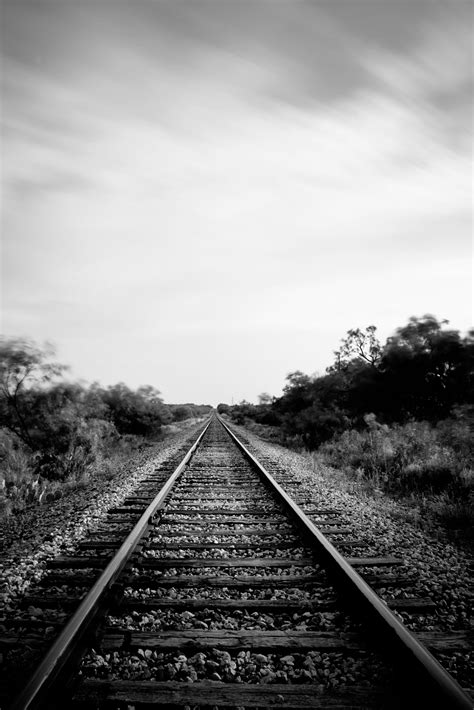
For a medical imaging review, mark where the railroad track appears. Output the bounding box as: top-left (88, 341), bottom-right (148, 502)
top-left (2, 415), bottom-right (472, 709)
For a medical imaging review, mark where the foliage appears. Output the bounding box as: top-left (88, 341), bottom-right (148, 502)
top-left (170, 405), bottom-right (194, 422)
top-left (225, 314), bottom-right (473, 450)
top-left (318, 416), bottom-right (473, 532)
top-left (436, 405), bottom-right (474, 468)
top-left (0, 337), bottom-right (66, 449)
top-left (100, 383), bottom-right (170, 437)
top-left (222, 314), bottom-right (473, 532)
top-left (169, 403), bottom-right (212, 421)
top-left (329, 325), bottom-right (382, 371)
top-left (0, 337), bottom-right (209, 514)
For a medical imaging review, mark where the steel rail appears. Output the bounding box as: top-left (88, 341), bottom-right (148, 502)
top-left (218, 415), bottom-right (472, 710)
top-left (10, 418), bottom-right (212, 710)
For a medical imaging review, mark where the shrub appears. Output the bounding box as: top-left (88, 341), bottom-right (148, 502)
top-left (319, 417), bottom-right (473, 532)
top-left (319, 417), bottom-right (472, 493)
top-left (0, 431), bottom-right (45, 513)
top-left (436, 405), bottom-right (474, 466)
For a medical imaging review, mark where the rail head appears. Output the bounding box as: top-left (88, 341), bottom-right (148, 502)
top-left (217, 415), bottom-right (472, 710)
top-left (9, 417), bottom-right (213, 710)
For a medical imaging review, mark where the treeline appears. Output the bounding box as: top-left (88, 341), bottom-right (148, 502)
top-left (0, 337), bottom-right (211, 512)
top-left (218, 316), bottom-right (473, 528)
top-left (219, 315), bottom-right (473, 449)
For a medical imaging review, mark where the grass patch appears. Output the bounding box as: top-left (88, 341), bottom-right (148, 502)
top-left (0, 429), bottom-right (154, 516)
top-left (0, 416), bottom-right (205, 517)
top-left (317, 418), bottom-right (473, 540)
top-left (237, 415), bottom-right (473, 542)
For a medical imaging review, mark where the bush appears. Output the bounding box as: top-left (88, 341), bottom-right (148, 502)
top-left (170, 405), bottom-right (194, 422)
top-left (319, 416), bottom-right (473, 532)
top-left (436, 405), bottom-right (474, 466)
top-left (0, 420), bottom-right (154, 515)
top-left (0, 337), bottom-right (207, 517)
top-left (0, 431), bottom-right (45, 514)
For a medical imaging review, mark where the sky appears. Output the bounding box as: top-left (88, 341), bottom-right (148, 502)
top-left (1, 0), bottom-right (472, 405)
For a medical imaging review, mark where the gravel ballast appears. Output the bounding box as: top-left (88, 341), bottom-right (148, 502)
top-left (1, 417), bottom-right (472, 698)
top-left (80, 647), bottom-right (392, 688)
top-left (225, 421), bottom-right (473, 691)
top-left (0, 421), bottom-right (205, 620)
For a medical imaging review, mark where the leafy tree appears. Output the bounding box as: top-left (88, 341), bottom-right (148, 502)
top-left (283, 371), bottom-right (312, 392)
top-left (27, 382), bottom-right (109, 451)
top-left (232, 315), bottom-right (473, 450)
top-left (0, 338), bottom-right (66, 449)
top-left (386, 314), bottom-right (449, 353)
top-left (277, 371), bottom-right (314, 414)
top-left (101, 383), bottom-right (169, 436)
top-left (224, 401), bottom-right (257, 425)
top-left (171, 405), bottom-right (194, 421)
top-left (381, 315), bottom-right (473, 420)
top-left (329, 325), bottom-right (382, 372)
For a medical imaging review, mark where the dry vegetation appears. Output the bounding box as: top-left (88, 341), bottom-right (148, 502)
top-left (222, 316), bottom-right (473, 539)
top-left (0, 337), bottom-right (211, 518)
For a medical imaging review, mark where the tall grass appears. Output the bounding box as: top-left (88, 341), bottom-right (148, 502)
top-left (318, 416), bottom-right (473, 535)
top-left (0, 414), bottom-right (204, 518)
top-left (0, 424), bottom-right (155, 517)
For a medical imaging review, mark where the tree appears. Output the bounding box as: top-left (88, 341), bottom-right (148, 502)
top-left (171, 405), bottom-right (194, 421)
top-left (380, 315), bottom-right (472, 420)
top-left (283, 371), bottom-right (312, 392)
top-left (27, 382), bottom-right (110, 480)
top-left (0, 338), bottom-right (66, 449)
top-left (329, 325), bottom-right (382, 372)
top-left (385, 314), bottom-right (449, 354)
top-left (101, 383), bottom-right (168, 436)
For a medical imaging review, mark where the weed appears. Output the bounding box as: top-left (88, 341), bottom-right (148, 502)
top-left (318, 417), bottom-right (473, 536)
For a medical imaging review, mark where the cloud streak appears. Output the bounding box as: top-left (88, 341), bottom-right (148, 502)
top-left (1, 0), bottom-right (472, 403)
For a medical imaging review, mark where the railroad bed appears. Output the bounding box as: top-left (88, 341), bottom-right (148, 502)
top-left (1, 416), bottom-right (472, 709)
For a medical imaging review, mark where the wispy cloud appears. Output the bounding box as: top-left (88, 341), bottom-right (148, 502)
top-left (1, 0), bottom-right (472, 402)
